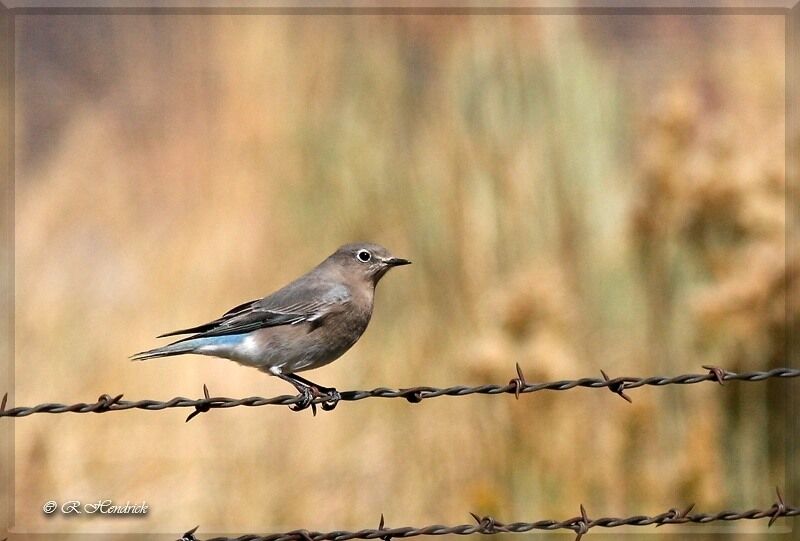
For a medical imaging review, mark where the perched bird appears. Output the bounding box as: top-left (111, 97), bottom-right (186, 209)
top-left (132, 243), bottom-right (410, 411)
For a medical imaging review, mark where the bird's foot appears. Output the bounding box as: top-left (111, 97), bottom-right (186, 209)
top-left (304, 381), bottom-right (340, 411)
top-left (288, 386), bottom-right (339, 414)
top-left (289, 386), bottom-right (318, 415)
top-left (280, 373), bottom-right (340, 415)
top-left (320, 388), bottom-right (341, 411)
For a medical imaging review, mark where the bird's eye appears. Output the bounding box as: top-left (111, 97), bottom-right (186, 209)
top-left (356, 250), bottom-right (372, 262)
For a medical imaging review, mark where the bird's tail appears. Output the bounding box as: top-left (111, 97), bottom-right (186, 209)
top-left (130, 341), bottom-right (198, 361)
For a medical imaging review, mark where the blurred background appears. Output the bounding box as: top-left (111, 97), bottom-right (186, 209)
top-left (6, 9), bottom-right (794, 537)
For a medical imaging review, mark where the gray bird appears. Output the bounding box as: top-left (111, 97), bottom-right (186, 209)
top-left (132, 243), bottom-right (410, 411)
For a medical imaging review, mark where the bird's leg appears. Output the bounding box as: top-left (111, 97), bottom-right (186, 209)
top-left (276, 373), bottom-right (319, 414)
top-left (282, 373), bottom-right (341, 412)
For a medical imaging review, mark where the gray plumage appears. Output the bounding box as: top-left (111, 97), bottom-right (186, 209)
top-left (132, 243), bottom-right (410, 405)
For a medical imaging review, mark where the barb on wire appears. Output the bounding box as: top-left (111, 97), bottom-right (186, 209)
top-left (178, 492), bottom-right (797, 541)
top-left (1, 365), bottom-right (797, 419)
top-left (703, 364), bottom-right (728, 385)
top-left (186, 384), bottom-right (212, 423)
top-left (654, 503), bottom-right (695, 527)
top-left (600, 369), bottom-right (632, 403)
top-left (377, 514), bottom-right (392, 541)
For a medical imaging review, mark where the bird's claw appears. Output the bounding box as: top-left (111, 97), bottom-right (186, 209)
top-left (288, 386), bottom-right (339, 414)
top-left (321, 389), bottom-right (341, 411)
top-left (289, 386), bottom-right (318, 415)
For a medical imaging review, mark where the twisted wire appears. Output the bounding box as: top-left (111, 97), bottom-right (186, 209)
top-left (178, 492), bottom-right (798, 541)
top-left (0, 365), bottom-right (797, 421)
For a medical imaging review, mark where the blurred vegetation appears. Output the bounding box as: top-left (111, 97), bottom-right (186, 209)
top-left (7, 12), bottom-right (791, 537)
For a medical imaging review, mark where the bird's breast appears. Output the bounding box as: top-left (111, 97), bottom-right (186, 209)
top-left (314, 304), bottom-right (372, 351)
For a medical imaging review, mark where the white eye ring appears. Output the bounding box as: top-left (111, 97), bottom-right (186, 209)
top-left (356, 250), bottom-right (372, 262)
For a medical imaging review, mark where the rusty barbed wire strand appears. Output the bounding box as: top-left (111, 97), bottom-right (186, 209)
top-left (178, 490), bottom-right (797, 541)
top-left (0, 365), bottom-right (797, 421)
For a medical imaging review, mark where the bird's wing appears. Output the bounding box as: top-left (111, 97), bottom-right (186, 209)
top-left (158, 283), bottom-right (352, 341)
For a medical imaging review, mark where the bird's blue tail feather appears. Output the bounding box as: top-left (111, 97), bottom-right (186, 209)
top-left (131, 334), bottom-right (246, 361)
top-left (130, 341), bottom-right (198, 361)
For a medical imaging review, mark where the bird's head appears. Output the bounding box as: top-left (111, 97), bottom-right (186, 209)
top-left (328, 243), bottom-right (411, 285)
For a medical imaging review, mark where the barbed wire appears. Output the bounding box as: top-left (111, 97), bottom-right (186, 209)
top-left (1, 364), bottom-right (797, 421)
top-left (178, 489), bottom-right (797, 541)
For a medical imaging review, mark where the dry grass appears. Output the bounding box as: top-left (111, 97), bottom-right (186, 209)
top-left (6, 12), bottom-right (790, 536)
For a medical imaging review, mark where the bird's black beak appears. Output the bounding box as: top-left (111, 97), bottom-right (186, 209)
top-left (385, 257), bottom-right (412, 267)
